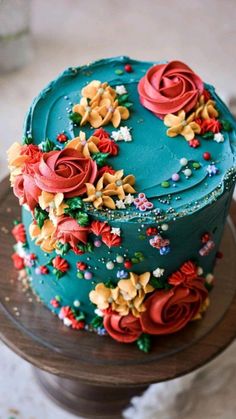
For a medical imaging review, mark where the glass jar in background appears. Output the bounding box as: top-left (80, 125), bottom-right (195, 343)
top-left (0, 0), bottom-right (32, 73)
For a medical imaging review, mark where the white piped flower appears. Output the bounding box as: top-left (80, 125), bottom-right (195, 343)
top-left (214, 133), bottom-right (224, 143)
top-left (124, 194), bottom-right (135, 205)
top-left (111, 227), bottom-right (121, 236)
top-left (116, 200), bottom-right (126, 209)
top-left (15, 242), bottom-right (27, 258)
top-left (63, 317), bottom-right (72, 327)
top-left (95, 308), bottom-right (104, 317)
top-left (111, 126), bottom-right (132, 142)
top-left (153, 267), bottom-right (165, 278)
top-left (115, 85), bottom-right (127, 95)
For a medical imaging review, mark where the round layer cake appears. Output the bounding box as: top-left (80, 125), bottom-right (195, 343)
top-left (9, 57), bottom-right (236, 350)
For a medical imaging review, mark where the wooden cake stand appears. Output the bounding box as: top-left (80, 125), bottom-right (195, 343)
top-left (0, 176), bottom-right (236, 419)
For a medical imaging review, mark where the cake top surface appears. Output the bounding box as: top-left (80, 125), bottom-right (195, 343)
top-left (22, 56), bottom-right (236, 222)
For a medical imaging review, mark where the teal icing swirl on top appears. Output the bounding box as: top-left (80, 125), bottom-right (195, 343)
top-left (22, 56), bottom-right (236, 222)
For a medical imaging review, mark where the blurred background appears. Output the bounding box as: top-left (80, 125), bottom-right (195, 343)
top-left (0, 1), bottom-right (236, 418)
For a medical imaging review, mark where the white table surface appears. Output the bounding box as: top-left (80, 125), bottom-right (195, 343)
top-left (1, 1), bottom-right (236, 418)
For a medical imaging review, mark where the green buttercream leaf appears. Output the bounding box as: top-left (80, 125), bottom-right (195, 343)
top-left (150, 277), bottom-right (171, 290)
top-left (34, 206), bottom-right (49, 229)
top-left (91, 315), bottom-right (104, 329)
top-left (22, 135), bottom-right (33, 145)
top-left (78, 241), bottom-right (94, 253)
top-left (77, 271), bottom-right (84, 279)
top-left (53, 268), bottom-right (64, 279)
top-left (202, 131), bottom-right (214, 139)
top-left (41, 138), bottom-right (56, 152)
top-left (66, 197), bottom-right (84, 210)
top-left (57, 242), bottom-right (71, 255)
top-left (69, 112), bottom-right (82, 125)
top-left (104, 280), bottom-right (116, 289)
top-left (117, 93), bottom-right (129, 104)
top-left (220, 119), bottom-right (233, 132)
top-left (92, 152), bottom-right (109, 167)
top-left (123, 101), bottom-right (133, 108)
top-left (131, 257), bottom-right (139, 264)
top-left (136, 334), bottom-right (151, 353)
top-left (76, 211), bottom-right (90, 226)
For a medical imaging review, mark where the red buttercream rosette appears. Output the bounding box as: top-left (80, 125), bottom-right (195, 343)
top-left (140, 280), bottom-right (208, 335)
top-left (34, 148), bottom-right (97, 198)
top-left (56, 217), bottom-right (89, 253)
top-left (103, 313), bottom-right (142, 343)
top-left (138, 60), bottom-right (203, 119)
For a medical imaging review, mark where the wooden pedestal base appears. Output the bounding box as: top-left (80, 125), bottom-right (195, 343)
top-left (34, 368), bottom-right (146, 419)
top-left (1, 178), bottom-right (236, 419)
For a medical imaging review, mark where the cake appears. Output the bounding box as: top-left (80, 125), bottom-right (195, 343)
top-left (8, 57), bottom-right (236, 352)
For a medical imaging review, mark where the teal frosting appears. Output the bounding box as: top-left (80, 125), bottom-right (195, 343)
top-left (21, 56), bottom-right (236, 323)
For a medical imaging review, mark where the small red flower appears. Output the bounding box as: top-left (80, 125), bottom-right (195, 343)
top-left (189, 139), bottom-right (200, 148)
top-left (90, 220), bottom-right (111, 236)
top-left (52, 256), bottom-right (69, 272)
top-left (97, 165), bottom-right (116, 177)
top-left (97, 138), bottom-right (119, 156)
top-left (59, 306), bottom-right (73, 319)
top-left (102, 232), bottom-right (122, 248)
top-left (57, 133), bottom-right (68, 143)
top-left (29, 253), bottom-right (37, 260)
top-left (93, 128), bottom-right (110, 140)
top-left (12, 253), bottom-right (25, 270)
top-left (201, 119), bottom-right (221, 134)
top-left (71, 319), bottom-right (85, 330)
top-left (12, 223), bottom-right (26, 243)
top-left (180, 261), bottom-right (198, 280)
top-left (76, 262), bottom-right (87, 271)
top-left (168, 270), bottom-right (185, 286)
top-left (146, 227), bottom-right (158, 236)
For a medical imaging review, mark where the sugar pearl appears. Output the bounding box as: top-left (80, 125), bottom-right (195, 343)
top-left (197, 267), bottom-right (203, 275)
top-left (183, 168), bottom-right (192, 177)
top-left (116, 255), bottom-right (124, 263)
top-left (172, 173), bottom-right (180, 182)
top-left (180, 157), bottom-right (188, 166)
top-left (106, 261), bottom-right (114, 270)
top-left (161, 223), bottom-right (169, 231)
top-left (73, 300), bottom-right (80, 307)
top-left (84, 271), bottom-right (93, 280)
top-left (94, 239), bottom-right (102, 247)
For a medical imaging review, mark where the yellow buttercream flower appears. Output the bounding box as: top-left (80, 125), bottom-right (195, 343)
top-left (103, 169), bottom-right (136, 200)
top-left (192, 297), bottom-right (210, 321)
top-left (82, 80), bottom-right (116, 105)
top-left (65, 131), bottom-right (100, 157)
top-left (73, 98), bottom-right (103, 128)
top-left (38, 191), bottom-right (68, 225)
top-left (89, 283), bottom-right (119, 311)
top-left (115, 272), bottom-right (154, 317)
top-left (194, 95), bottom-right (219, 119)
top-left (83, 175), bottom-right (117, 209)
top-left (29, 219), bottom-right (57, 253)
top-left (164, 110), bottom-right (201, 141)
top-left (7, 142), bottom-right (27, 184)
top-left (72, 80), bottom-right (130, 129)
top-left (99, 99), bottom-right (130, 128)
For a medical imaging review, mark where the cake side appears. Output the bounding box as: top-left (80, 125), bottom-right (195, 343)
top-left (9, 57), bottom-right (236, 351)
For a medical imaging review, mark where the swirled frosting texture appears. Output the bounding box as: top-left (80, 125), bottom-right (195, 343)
top-left (138, 60), bottom-right (204, 119)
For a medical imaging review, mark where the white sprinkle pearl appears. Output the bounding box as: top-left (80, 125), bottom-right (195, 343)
top-left (180, 157), bottom-right (188, 166)
top-left (197, 267), bottom-right (203, 275)
top-left (106, 261), bottom-right (114, 270)
top-left (206, 273), bottom-right (214, 283)
top-left (183, 168), bottom-right (192, 177)
top-left (116, 255), bottom-right (124, 263)
top-left (73, 300), bottom-right (80, 307)
top-left (161, 223), bottom-right (169, 231)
